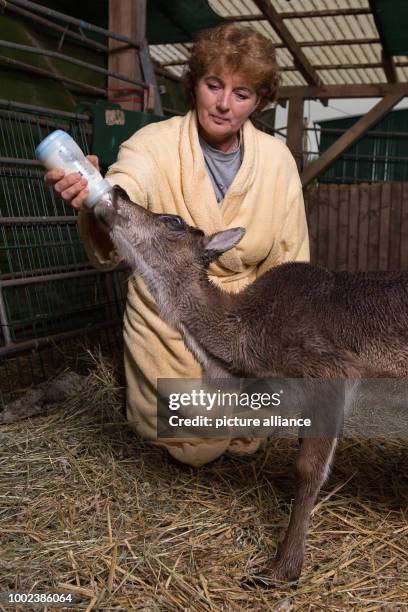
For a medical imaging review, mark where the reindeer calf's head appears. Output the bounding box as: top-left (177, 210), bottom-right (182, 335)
top-left (94, 185), bottom-right (246, 275)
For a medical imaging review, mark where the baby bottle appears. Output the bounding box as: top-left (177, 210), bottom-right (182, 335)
top-left (36, 129), bottom-right (112, 208)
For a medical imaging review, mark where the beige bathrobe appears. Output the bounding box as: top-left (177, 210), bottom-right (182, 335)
top-left (79, 110), bottom-right (309, 467)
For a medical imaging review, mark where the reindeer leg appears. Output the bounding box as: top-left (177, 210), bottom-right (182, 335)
top-left (244, 437), bottom-right (338, 587)
top-left (242, 377), bottom-right (346, 587)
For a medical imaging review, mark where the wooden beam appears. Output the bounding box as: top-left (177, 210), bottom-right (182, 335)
top-left (252, 0), bottom-right (320, 86)
top-left (369, 0), bottom-right (398, 83)
top-left (286, 98), bottom-right (304, 171)
top-left (159, 38), bottom-right (381, 66)
top-left (298, 37), bottom-right (379, 48)
top-left (280, 60), bottom-right (408, 72)
top-left (225, 8), bottom-right (371, 21)
top-left (281, 8), bottom-right (372, 19)
top-left (277, 83), bottom-right (408, 100)
top-left (381, 50), bottom-right (398, 84)
top-left (301, 93), bottom-right (404, 188)
top-left (108, 0), bottom-right (146, 111)
top-left (161, 59), bottom-right (188, 67)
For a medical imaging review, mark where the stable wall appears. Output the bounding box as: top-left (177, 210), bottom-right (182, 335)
top-left (305, 182), bottom-right (408, 271)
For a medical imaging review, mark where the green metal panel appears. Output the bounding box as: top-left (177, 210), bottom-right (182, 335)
top-left (317, 109), bottom-right (408, 184)
top-left (147, 0), bottom-right (225, 44)
top-left (0, 10), bottom-right (106, 111)
top-left (5, 0), bottom-right (224, 46)
top-left (372, 0), bottom-right (408, 55)
top-left (76, 100), bottom-right (166, 168)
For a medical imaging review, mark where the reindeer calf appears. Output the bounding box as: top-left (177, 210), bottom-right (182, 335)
top-left (94, 186), bottom-right (408, 585)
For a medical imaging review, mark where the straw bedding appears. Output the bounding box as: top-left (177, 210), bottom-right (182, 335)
top-left (1, 354), bottom-right (407, 611)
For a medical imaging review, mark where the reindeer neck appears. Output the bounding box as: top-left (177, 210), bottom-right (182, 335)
top-left (165, 270), bottom-right (239, 371)
top-left (179, 273), bottom-right (232, 326)
top-left (136, 259), bottom-right (241, 372)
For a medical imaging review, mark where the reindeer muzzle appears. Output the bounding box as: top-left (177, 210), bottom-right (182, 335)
top-left (93, 196), bottom-right (118, 230)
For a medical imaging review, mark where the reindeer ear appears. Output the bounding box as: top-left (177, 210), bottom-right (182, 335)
top-left (204, 227), bottom-right (245, 261)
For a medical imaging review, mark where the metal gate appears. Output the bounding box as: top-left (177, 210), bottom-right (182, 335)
top-left (0, 100), bottom-right (127, 398)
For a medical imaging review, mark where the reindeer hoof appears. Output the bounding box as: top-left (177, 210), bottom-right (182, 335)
top-left (241, 562), bottom-right (301, 590)
top-left (241, 575), bottom-right (279, 590)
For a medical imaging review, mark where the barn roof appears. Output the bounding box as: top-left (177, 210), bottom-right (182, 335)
top-left (148, 0), bottom-right (408, 89)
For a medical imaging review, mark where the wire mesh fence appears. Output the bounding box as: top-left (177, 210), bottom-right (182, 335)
top-left (0, 100), bottom-right (127, 401)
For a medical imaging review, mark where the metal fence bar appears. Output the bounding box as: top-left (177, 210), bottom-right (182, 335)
top-left (335, 153), bottom-right (408, 163)
top-left (9, 0), bottom-right (141, 48)
top-left (0, 109), bottom-right (92, 133)
top-left (0, 113), bottom-right (92, 137)
top-left (0, 54), bottom-right (107, 97)
top-left (0, 102), bottom-right (128, 368)
top-left (302, 151), bottom-right (408, 163)
top-left (0, 286), bottom-right (12, 346)
top-left (0, 267), bottom-right (127, 288)
top-left (4, 2), bottom-right (108, 52)
top-left (0, 216), bottom-right (77, 224)
top-left (0, 157), bottom-right (42, 166)
top-left (0, 262), bottom-right (92, 281)
top-left (0, 41), bottom-right (148, 89)
top-left (309, 126), bottom-right (408, 139)
top-left (0, 99), bottom-right (90, 120)
top-left (0, 320), bottom-right (122, 356)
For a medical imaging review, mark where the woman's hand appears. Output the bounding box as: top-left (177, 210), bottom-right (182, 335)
top-left (44, 155), bottom-right (100, 212)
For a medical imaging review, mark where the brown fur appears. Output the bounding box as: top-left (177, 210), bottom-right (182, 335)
top-left (94, 186), bottom-right (408, 584)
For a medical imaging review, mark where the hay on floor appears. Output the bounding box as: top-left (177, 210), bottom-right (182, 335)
top-left (0, 354), bottom-right (407, 611)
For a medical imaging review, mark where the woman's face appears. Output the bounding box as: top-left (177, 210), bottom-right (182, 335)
top-left (194, 67), bottom-right (259, 150)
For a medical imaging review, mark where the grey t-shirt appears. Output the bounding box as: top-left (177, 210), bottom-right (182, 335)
top-left (199, 135), bottom-right (243, 203)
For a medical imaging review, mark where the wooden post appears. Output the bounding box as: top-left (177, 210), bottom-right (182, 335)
top-left (108, 0), bottom-right (146, 111)
top-left (301, 93), bottom-right (404, 188)
top-left (286, 97), bottom-right (304, 171)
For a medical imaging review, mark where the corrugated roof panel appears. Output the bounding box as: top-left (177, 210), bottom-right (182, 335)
top-left (150, 43), bottom-right (191, 63)
top-left (222, 0), bottom-right (371, 19)
top-left (346, 14), bottom-right (377, 40)
top-left (366, 67), bottom-right (387, 83)
top-left (275, 47), bottom-right (297, 68)
top-left (316, 68), bottom-right (371, 85)
top-left (271, 0), bottom-right (369, 11)
top-left (283, 72), bottom-right (307, 86)
top-left (151, 0), bottom-right (406, 90)
top-left (149, 44), bottom-right (188, 75)
top-left (165, 65), bottom-right (185, 78)
top-left (284, 14), bottom-right (377, 43)
top-left (209, 0), bottom-right (261, 17)
top-left (232, 19), bottom-right (282, 44)
top-left (302, 43), bottom-right (382, 71)
top-left (397, 67), bottom-right (408, 81)
top-left (316, 70), bottom-right (338, 86)
top-left (352, 67), bottom-right (374, 84)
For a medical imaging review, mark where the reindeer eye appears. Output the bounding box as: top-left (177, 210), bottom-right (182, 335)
top-left (160, 214), bottom-right (186, 230)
